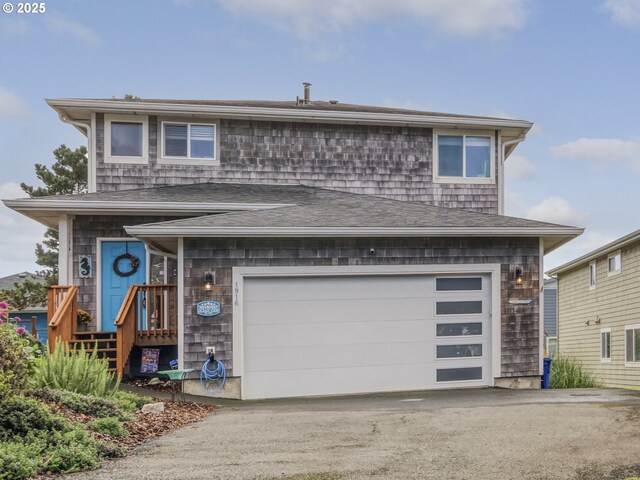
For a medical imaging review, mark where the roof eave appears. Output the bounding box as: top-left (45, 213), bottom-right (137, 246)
top-left (126, 225), bottom-right (583, 245)
top-left (46, 98), bottom-right (533, 132)
top-left (547, 229), bottom-right (640, 276)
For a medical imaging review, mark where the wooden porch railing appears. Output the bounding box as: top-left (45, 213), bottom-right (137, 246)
top-left (114, 284), bottom-right (177, 376)
top-left (47, 286), bottom-right (78, 351)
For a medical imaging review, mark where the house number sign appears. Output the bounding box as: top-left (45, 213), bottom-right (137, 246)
top-left (196, 300), bottom-right (221, 317)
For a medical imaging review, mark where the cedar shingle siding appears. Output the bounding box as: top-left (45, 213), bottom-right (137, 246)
top-left (95, 114), bottom-right (499, 214)
top-left (183, 237), bottom-right (540, 377)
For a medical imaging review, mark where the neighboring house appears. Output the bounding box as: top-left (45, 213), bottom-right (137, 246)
top-left (3, 87), bottom-right (582, 399)
top-left (0, 272), bottom-right (48, 343)
top-left (543, 278), bottom-right (557, 357)
top-left (548, 229), bottom-right (640, 387)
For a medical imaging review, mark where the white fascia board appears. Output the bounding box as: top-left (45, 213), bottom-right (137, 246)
top-left (547, 229), bottom-right (640, 276)
top-left (2, 199), bottom-right (293, 214)
top-left (46, 99), bottom-right (533, 131)
top-left (125, 225), bottom-right (584, 238)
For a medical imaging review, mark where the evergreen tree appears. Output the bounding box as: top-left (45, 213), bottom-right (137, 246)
top-left (20, 145), bottom-right (88, 285)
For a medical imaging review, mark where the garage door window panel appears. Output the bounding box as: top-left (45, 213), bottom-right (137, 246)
top-left (436, 322), bottom-right (483, 337)
top-left (436, 301), bottom-right (483, 315)
top-left (436, 367), bottom-right (483, 382)
top-left (436, 277), bottom-right (483, 291)
top-left (436, 344), bottom-right (483, 359)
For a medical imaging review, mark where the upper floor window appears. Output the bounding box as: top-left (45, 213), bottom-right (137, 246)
top-left (433, 131), bottom-right (494, 184)
top-left (589, 261), bottom-right (596, 290)
top-left (608, 250), bottom-right (621, 277)
top-left (162, 122), bottom-right (217, 162)
top-left (104, 114), bottom-right (148, 164)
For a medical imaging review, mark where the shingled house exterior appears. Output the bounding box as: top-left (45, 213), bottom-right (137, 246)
top-left (4, 92), bottom-right (582, 399)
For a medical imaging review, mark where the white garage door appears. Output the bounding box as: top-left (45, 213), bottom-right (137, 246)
top-left (242, 273), bottom-right (492, 399)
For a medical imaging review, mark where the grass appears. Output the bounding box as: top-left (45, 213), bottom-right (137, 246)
top-left (549, 355), bottom-right (600, 389)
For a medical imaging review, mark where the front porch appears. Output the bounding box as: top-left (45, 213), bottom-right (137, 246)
top-left (47, 284), bottom-right (178, 375)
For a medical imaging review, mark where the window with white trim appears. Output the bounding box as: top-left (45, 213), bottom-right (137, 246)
top-left (162, 122), bottom-right (217, 161)
top-left (434, 131), bottom-right (494, 184)
top-left (625, 325), bottom-right (640, 364)
top-left (104, 114), bottom-right (148, 164)
top-left (608, 250), bottom-right (621, 276)
top-left (589, 261), bottom-right (597, 290)
top-left (601, 328), bottom-right (611, 362)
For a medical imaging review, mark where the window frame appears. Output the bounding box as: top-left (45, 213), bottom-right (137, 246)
top-left (625, 324), bottom-right (640, 367)
top-left (433, 129), bottom-right (495, 185)
top-left (160, 120), bottom-right (219, 165)
top-left (607, 250), bottom-right (622, 277)
top-left (589, 261), bottom-right (597, 290)
top-left (600, 328), bottom-right (611, 363)
top-left (104, 114), bottom-right (148, 165)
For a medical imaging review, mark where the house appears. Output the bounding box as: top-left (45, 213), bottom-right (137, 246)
top-left (548, 229), bottom-right (640, 387)
top-left (543, 278), bottom-right (557, 357)
top-left (0, 272), bottom-right (48, 343)
top-left (3, 86), bottom-right (583, 399)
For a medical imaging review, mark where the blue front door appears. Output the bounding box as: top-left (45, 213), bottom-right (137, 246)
top-left (101, 241), bottom-right (146, 331)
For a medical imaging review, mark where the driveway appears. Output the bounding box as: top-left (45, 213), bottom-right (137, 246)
top-left (70, 388), bottom-right (640, 480)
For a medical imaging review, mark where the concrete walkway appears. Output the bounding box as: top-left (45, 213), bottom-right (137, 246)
top-left (70, 388), bottom-right (640, 480)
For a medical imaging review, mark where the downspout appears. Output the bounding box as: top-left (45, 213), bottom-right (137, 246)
top-left (58, 114), bottom-right (94, 192)
top-left (498, 133), bottom-right (527, 215)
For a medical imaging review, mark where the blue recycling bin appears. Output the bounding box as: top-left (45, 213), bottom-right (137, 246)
top-left (541, 357), bottom-right (552, 389)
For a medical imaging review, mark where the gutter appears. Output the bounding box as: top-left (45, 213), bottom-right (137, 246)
top-left (46, 98), bottom-right (534, 130)
top-left (125, 225), bottom-right (584, 238)
top-left (2, 199), bottom-right (295, 213)
top-left (498, 132), bottom-right (527, 215)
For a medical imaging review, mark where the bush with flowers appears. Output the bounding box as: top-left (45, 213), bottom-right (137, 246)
top-left (0, 301), bottom-right (42, 400)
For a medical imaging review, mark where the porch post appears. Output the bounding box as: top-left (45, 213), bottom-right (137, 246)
top-left (57, 214), bottom-right (73, 285)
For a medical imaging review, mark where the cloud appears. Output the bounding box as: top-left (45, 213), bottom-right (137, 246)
top-left (551, 137), bottom-right (640, 170)
top-left (0, 17), bottom-right (30, 36)
top-left (216, 0), bottom-right (531, 40)
top-left (0, 183), bottom-right (45, 278)
top-left (506, 154), bottom-right (536, 181)
top-left (44, 14), bottom-right (102, 47)
top-left (0, 87), bottom-right (30, 120)
top-left (603, 0), bottom-right (640, 27)
top-left (526, 196), bottom-right (587, 226)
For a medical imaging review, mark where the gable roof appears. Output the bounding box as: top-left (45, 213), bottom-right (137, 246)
top-left (547, 228), bottom-right (640, 276)
top-left (0, 272), bottom-right (46, 312)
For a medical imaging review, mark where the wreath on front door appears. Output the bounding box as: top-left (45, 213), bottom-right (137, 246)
top-left (113, 253), bottom-right (140, 277)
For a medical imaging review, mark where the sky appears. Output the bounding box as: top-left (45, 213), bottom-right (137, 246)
top-left (0, 0), bottom-right (639, 278)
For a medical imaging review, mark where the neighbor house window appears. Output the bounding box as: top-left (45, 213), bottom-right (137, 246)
top-left (104, 114), bottom-right (148, 164)
top-left (608, 250), bottom-right (621, 276)
top-left (589, 261), bottom-right (597, 290)
top-left (162, 122), bottom-right (216, 161)
top-left (601, 328), bottom-right (611, 362)
top-left (625, 325), bottom-right (640, 365)
top-left (434, 131), bottom-right (494, 183)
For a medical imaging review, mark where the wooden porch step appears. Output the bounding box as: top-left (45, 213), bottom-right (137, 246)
top-left (73, 331), bottom-right (117, 339)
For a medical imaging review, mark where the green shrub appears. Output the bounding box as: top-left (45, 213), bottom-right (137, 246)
top-left (0, 322), bottom-right (42, 400)
top-left (112, 389), bottom-right (154, 412)
top-left (87, 416), bottom-right (128, 436)
top-left (0, 440), bottom-right (41, 480)
top-left (44, 429), bottom-right (101, 473)
top-left (0, 396), bottom-right (70, 442)
top-left (31, 387), bottom-right (130, 420)
top-left (32, 339), bottom-right (120, 397)
top-left (550, 356), bottom-right (600, 389)
top-left (0, 395), bottom-right (102, 477)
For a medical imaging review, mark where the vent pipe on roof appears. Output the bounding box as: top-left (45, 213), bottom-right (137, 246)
top-left (303, 82), bottom-right (311, 105)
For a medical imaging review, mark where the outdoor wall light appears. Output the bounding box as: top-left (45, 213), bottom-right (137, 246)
top-left (514, 266), bottom-right (524, 286)
top-left (204, 272), bottom-right (215, 291)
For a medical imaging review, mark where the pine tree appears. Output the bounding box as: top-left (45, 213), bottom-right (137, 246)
top-left (20, 145), bottom-right (88, 285)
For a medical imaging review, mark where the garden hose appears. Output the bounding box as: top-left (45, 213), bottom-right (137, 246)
top-left (200, 356), bottom-right (226, 393)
